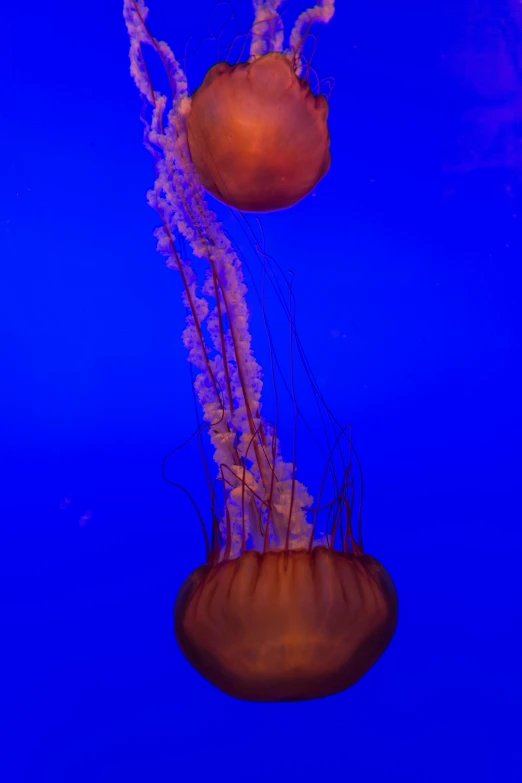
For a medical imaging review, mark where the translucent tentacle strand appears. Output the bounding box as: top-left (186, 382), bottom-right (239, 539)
top-left (250, 0), bottom-right (284, 58)
top-left (289, 0), bottom-right (335, 75)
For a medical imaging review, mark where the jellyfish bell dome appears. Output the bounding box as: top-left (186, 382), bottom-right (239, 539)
top-left (175, 545), bottom-right (398, 701)
top-left (187, 52), bottom-right (331, 212)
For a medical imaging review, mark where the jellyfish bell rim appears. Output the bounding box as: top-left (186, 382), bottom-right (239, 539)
top-left (174, 545), bottom-right (398, 702)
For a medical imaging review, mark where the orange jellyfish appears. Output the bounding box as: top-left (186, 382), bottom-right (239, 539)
top-left (124, 0), bottom-right (397, 702)
top-left (175, 543), bottom-right (397, 702)
top-left (187, 53), bottom-right (331, 211)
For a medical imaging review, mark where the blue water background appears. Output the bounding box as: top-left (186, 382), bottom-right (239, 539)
top-left (2, 0), bottom-right (521, 780)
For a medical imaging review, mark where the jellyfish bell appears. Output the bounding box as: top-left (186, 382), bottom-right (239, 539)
top-left (187, 52), bottom-right (331, 211)
top-left (175, 544), bottom-right (397, 701)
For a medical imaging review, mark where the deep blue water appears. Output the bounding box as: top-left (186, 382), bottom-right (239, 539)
top-left (2, 1), bottom-right (521, 781)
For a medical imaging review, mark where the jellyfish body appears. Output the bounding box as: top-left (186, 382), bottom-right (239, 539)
top-left (187, 53), bottom-right (331, 211)
top-left (175, 546), bottom-right (397, 701)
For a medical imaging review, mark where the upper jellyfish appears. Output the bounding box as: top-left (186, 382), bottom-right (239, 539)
top-left (187, 52), bottom-right (331, 212)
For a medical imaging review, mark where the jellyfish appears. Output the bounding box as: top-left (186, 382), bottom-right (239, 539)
top-left (187, 1), bottom-right (331, 210)
top-left (187, 52), bottom-right (330, 211)
top-left (124, 0), bottom-right (397, 701)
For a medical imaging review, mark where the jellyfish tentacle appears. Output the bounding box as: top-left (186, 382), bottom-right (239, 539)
top-left (288, 0), bottom-right (335, 76)
top-left (124, 0), bottom-right (316, 559)
top-left (250, 0), bottom-right (285, 59)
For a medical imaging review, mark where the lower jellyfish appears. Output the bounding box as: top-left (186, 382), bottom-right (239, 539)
top-left (124, 0), bottom-right (398, 701)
